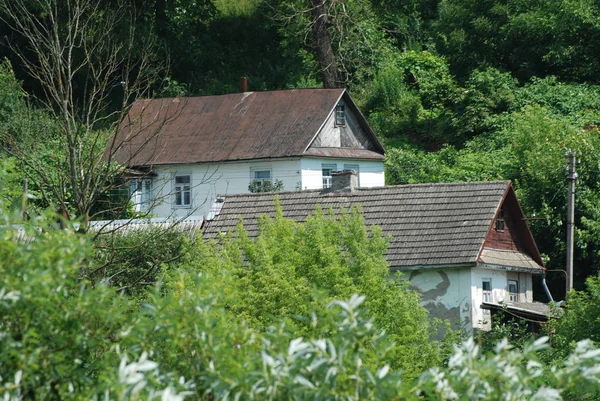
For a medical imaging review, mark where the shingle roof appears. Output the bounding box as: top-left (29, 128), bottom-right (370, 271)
top-left (113, 88), bottom-right (384, 166)
top-left (204, 181), bottom-right (542, 270)
top-left (480, 248), bottom-right (541, 271)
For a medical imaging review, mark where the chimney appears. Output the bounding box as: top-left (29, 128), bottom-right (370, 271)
top-left (241, 76), bottom-right (248, 92)
top-left (330, 170), bottom-right (357, 193)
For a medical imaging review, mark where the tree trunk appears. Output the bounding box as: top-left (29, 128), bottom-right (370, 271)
top-left (310, 0), bottom-right (340, 88)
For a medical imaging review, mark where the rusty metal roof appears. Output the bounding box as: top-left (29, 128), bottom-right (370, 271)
top-left (114, 88), bottom-right (384, 166)
top-left (303, 147), bottom-right (384, 160)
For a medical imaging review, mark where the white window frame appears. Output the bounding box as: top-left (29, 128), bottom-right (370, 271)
top-left (344, 163), bottom-right (359, 187)
top-left (482, 278), bottom-right (492, 303)
top-left (335, 104), bottom-right (346, 127)
top-left (130, 178), bottom-right (153, 212)
top-left (508, 279), bottom-right (519, 302)
top-left (322, 163), bottom-right (336, 189)
top-left (250, 168), bottom-right (272, 191)
top-left (173, 174), bottom-right (192, 208)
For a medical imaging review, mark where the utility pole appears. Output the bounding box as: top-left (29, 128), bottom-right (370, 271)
top-left (566, 151), bottom-right (577, 292)
top-left (21, 178), bottom-right (28, 220)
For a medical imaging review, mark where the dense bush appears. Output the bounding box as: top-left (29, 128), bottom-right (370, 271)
top-left (3, 204), bottom-right (600, 399)
top-left (174, 203), bottom-right (443, 378)
top-left (90, 226), bottom-right (192, 295)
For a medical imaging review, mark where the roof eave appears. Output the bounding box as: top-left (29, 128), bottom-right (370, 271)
top-left (390, 262), bottom-right (476, 272)
top-left (481, 302), bottom-right (551, 321)
top-left (478, 262), bottom-right (545, 275)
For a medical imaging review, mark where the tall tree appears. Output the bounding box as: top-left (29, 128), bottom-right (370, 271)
top-left (0, 0), bottom-right (164, 228)
top-left (273, 0), bottom-right (393, 89)
top-left (309, 0), bottom-right (339, 88)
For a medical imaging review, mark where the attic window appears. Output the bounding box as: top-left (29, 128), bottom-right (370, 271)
top-left (335, 104), bottom-right (346, 126)
top-left (496, 208), bottom-right (505, 232)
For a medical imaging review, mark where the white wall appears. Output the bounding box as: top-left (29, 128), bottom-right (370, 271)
top-left (299, 157), bottom-right (384, 190)
top-left (145, 157), bottom-right (383, 218)
top-left (407, 266), bottom-right (537, 333)
top-left (405, 268), bottom-right (473, 333)
top-left (470, 267), bottom-right (508, 331)
top-left (470, 267), bottom-right (534, 331)
top-left (149, 158), bottom-right (302, 218)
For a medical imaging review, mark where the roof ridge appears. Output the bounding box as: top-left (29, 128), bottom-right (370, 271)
top-left (135, 88), bottom-right (346, 102)
top-left (216, 180), bottom-right (510, 199)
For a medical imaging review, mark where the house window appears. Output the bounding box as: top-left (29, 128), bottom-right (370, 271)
top-left (249, 169), bottom-right (272, 192)
top-left (508, 280), bottom-right (519, 302)
top-left (335, 104), bottom-right (346, 126)
top-left (322, 163), bottom-right (336, 188)
top-left (482, 279), bottom-right (492, 303)
top-left (130, 178), bottom-right (152, 212)
top-left (344, 164), bottom-right (359, 186)
top-left (174, 174), bottom-right (191, 207)
top-left (496, 208), bottom-right (505, 232)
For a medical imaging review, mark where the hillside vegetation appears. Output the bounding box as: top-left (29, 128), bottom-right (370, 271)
top-left (2, 0), bottom-right (600, 293)
top-left (3, 2), bottom-right (600, 397)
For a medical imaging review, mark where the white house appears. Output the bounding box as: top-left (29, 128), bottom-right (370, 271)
top-left (113, 88), bottom-right (385, 218)
top-left (203, 172), bottom-right (550, 333)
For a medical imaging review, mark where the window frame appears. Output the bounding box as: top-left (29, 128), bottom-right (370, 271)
top-left (508, 279), bottom-right (519, 302)
top-left (130, 178), bottom-right (153, 212)
top-left (173, 174), bottom-right (192, 208)
top-left (496, 208), bottom-right (505, 232)
top-left (482, 278), bottom-right (492, 303)
top-left (322, 163), bottom-right (336, 189)
top-left (250, 168), bottom-right (272, 192)
top-left (334, 104), bottom-right (346, 127)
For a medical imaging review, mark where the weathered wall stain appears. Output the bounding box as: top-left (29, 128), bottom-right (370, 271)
top-left (408, 270), bottom-right (473, 333)
top-left (409, 270), bottom-right (451, 300)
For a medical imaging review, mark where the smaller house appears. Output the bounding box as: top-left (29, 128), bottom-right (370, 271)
top-left (203, 171), bottom-right (549, 333)
top-left (112, 88), bottom-right (385, 218)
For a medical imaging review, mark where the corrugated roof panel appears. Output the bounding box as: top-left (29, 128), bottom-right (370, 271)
top-left (113, 89), bottom-right (384, 166)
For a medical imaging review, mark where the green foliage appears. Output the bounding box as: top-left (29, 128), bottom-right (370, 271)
top-left (0, 58), bottom-right (65, 212)
top-left (176, 202), bottom-right (442, 378)
top-left (0, 212), bottom-right (124, 399)
top-left (433, 0), bottom-right (600, 83)
top-left (360, 51), bottom-right (458, 143)
top-left (418, 336), bottom-right (600, 400)
top-left (0, 58), bottom-right (25, 126)
top-left (0, 157), bottom-right (24, 210)
top-left (550, 272), bottom-right (600, 354)
top-left (4, 203), bottom-right (600, 399)
top-left (451, 68), bottom-right (518, 139)
top-left (90, 226), bottom-right (191, 295)
top-left (248, 178), bottom-right (285, 193)
top-left (478, 313), bottom-right (535, 354)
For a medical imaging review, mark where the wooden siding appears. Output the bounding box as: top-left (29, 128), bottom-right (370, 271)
top-left (485, 208), bottom-right (521, 251)
top-left (309, 99), bottom-right (376, 150)
top-left (483, 188), bottom-right (543, 266)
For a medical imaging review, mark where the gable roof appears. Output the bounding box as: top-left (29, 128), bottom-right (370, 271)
top-left (113, 88), bottom-right (384, 167)
top-left (203, 181), bottom-right (544, 272)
